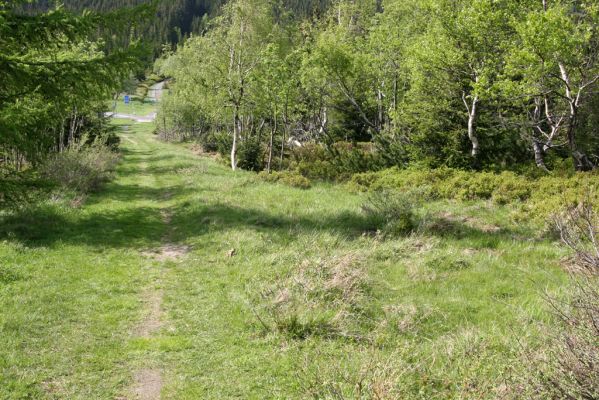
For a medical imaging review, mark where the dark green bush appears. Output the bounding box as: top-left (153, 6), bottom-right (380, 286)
top-left (289, 142), bottom-right (386, 182)
top-left (237, 137), bottom-right (264, 172)
top-left (0, 171), bottom-right (49, 211)
top-left (195, 131), bottom-right (221, 153)
top-left (213, 131), bottom-right (234, 157)
top-left (296, 159), bottom-right (338, 181)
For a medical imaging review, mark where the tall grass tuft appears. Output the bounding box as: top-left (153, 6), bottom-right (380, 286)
top-left (250, 253), bottom-right (375, 341)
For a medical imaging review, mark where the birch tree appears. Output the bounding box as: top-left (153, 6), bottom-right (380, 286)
top-left (506, 0), bottom-right (599, 170)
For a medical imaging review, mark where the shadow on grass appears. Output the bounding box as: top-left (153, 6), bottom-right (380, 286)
top-left (116, 164), bottom-right (199, 178)
top-left (82, 183), bottom-right (198, 206)
top-left (0, 142), bottom-right (527, 250)
top-left (0, 197), bottom-right (528, 250)
top-left (0, 205), bottom-right (165, 248)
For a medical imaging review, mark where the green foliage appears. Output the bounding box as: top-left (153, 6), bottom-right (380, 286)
top-left (0, 2), bottom-right (144, 173)
top-left (157, 0), bottom-right (599, 174)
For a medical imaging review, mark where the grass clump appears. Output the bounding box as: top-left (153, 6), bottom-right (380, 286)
top-left (258, 170), bottom-right (312, 189)
top-left (0, 265), bottom-right (23, 284)
top-left (251, 253), bottom-right (374, 340)
top-left (41, 145), bottom-right (120, 193)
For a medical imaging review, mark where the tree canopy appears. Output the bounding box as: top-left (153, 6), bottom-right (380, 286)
top-left (0, 0), bottom-right (148, 170)
top-left (159, 0), bottom-right (599, 173)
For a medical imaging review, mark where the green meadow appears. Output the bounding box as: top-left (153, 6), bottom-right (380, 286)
top-left (0, 119), bottom-right (569, 399)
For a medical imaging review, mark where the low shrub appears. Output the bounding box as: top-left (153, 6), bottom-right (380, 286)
top-left (349, 167), bottom-right (453, 196)
top-left (258, 171), bottom-right (311, 189)
top-left (361, 190), bottom-right (422, 236)
top-left (296, 159), bottom-right (338, 181)
top-left (446, 171), bottom-right (530, 202)
top-left (524, 175), bottom-right (599, 223)
top-left (41, 145), bottom-right (120, 193)
top-left (554, 199), bottom-right (599, 273)
top-left (515, 277), bottom-right (599, 400)
top-left (510, 203), bottom-right (599, 399)
top-left (349, 167), bottom-right (599, 223)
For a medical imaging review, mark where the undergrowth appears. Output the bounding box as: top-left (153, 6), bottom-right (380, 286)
top-left (348, 167), bottom-right (599, 223)
top-left (41, 145), bottom-right (120, 194)
top-left (258, 170), bottom-right (312, 189)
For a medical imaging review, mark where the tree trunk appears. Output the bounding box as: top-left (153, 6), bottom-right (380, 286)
top-left (463, 92), bottom-right (480, 157)
top-left (267, 105), bottom-right (276, 173)
top-left (533, 140), bottom-right (549, 171)
top-left (279, 123), bottom-right (285, 170)
top-left (231, 107), bottom-right (240, 171)
top-left (559, 63), bottom-right (594, 171)
top-left (468, 97), bottom-right (479, 157)
top-left (377, 88), bottom-right (384, 132)
top-left (59, 125), bottom-right (65, 153)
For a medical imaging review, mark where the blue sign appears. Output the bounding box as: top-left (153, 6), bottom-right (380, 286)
top-left (124, 95), bottom-right (130, 104)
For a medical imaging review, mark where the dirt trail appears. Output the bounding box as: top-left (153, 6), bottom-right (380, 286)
top-left (105, 112), bottom-right (157, 123)
top-left (148, 81), bottom-right (166, 102)
top-left (112, 98), bottom-right (191, 399)
top-left (141, 209), bottom-right (191, 262)
top-left (134, 288), bottom-right (164, 339)
top-left (132, 369), bottom-right (163, 400)
top-left (129, 191), bottom-right (191, 399)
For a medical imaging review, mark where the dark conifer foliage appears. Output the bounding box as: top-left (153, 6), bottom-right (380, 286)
top-left (24, 0), bottom-right (330, 48)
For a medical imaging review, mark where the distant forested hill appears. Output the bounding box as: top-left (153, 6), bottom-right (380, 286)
top-left (24, 0), bottom-right (330, 47)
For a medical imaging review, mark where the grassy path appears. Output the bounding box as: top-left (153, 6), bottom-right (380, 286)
top-left (0, 121), bottom-right (568, 399)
